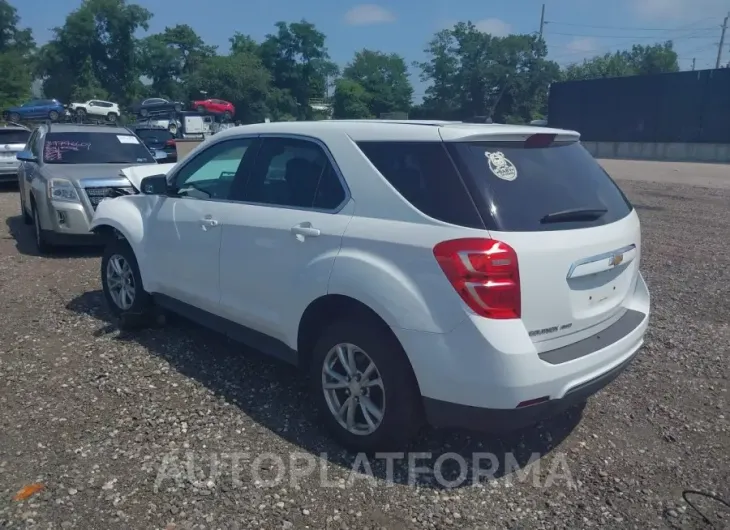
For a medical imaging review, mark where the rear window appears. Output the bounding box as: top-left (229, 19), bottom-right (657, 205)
top-left (0, 129), bottom-right (30, 144)
top-left (43, 132), bottom-right (154, 165)
top-left (446, 141), bottom-right (633, 232)
top-left (356, 141), bottom-right (484, 229)
top-left (134, 128), bottom-right (174, 144)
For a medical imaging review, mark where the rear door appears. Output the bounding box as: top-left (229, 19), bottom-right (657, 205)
top-left (217, 135), bottom-right (353, 347)
top-left (444, 132), bottom-right (640, 351)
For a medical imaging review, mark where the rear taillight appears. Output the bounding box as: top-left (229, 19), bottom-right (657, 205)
top-left (165, 139), bottom-right (176, 147)
top-left (433, 238), bottom-right (521, 319)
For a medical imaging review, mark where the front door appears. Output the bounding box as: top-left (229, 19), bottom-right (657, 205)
top-left (144, 137), bottom-right (257, 314)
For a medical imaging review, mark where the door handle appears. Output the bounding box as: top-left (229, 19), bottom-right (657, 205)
top-left (200, 216), bottom-right (219, 231)
top-left (291, 224), bottom-right (320, 238)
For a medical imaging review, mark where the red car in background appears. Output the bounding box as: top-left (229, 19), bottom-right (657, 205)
top-left (191, 98), bottom-right (235, 119)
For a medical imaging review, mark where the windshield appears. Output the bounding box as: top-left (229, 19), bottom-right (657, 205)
top-left (43, 132), bottom-right (155, 164)
top-left (0, 130), bottom-right (30, 144)
top-left (446, 140), bottom-right (633, 232)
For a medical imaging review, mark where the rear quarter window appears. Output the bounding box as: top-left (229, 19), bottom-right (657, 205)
top-left (446, 141), bottom-right (633, 232)
top-left (356, 141), bottom-right (484, 229)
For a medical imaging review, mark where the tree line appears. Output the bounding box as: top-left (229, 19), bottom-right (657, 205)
top-left (0, 0), bottom-right (681, 124)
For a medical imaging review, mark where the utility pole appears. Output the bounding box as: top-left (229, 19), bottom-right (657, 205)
top-left (716, 13), bottom-right (728, 69)
top-left (539, 4), bottom-right (546, 39)
top-left (692, 58), bottom-right (696, 70)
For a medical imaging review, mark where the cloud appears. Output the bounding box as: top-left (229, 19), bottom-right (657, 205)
top-left (633, 0), bottom-right (726, 19)
top-left (474, 18), bottom-right (512, 37)
top-left (344, 4), bottom-right (396, 26)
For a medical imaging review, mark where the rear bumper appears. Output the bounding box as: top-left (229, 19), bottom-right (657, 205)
top-left (394, 272), bottom-right (650, 432)
top-left (424, 347), bottom-right (639, 432)
top-left (0, 164), bottom-right (20, 181)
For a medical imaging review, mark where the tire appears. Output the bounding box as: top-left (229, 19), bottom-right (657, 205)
top-left (101, 237), bottom-right (153, 325)
top-left (48, 110), bottom-right (59, 121)
top-left (32, 203), bottom-right (52, 255)
top-left (8, 112), bottom-right (20, 122)
top-left (173, 103), bottom-right (182, 113)
top-left (107, 112), bottom-right (118, 122)
top-left (223, 111), bottom-right (232, 121)
top-left (20, 189), bottom-right (32, 224)
top-left (140, 108), bottom-right (149, 118)
top-left (196, 105), bottom-right (205, 113)
top-left (310, 318), bottom-right (423, 453)
top-left (75, 108), bottom-right (86, 119)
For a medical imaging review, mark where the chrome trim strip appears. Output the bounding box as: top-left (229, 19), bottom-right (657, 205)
top-left (79, 177), bottom-right (132, 188)
top-left (566, 244), bottom-right (637, 280)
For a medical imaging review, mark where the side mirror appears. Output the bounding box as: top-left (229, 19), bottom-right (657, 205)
top-left (16, 150), bottom-right (37, 162)
top-left (139, 174), bottom-right (169, 195)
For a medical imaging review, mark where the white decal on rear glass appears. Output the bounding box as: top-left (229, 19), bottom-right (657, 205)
top-left (117, 135), bottom-right (139, 144)
top-left (485, 151), bottom-right (517, 181)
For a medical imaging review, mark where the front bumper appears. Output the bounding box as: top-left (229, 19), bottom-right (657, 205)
top-left (393, 273), bottom-right (650, 433)
top-left (35, 195), bottom-right (99, 246)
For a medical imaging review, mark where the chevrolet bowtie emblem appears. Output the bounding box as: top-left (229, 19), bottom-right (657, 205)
top-left (608, 253), bottom-right (624, 267)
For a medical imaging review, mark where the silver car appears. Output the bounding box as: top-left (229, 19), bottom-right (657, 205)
top-left (17, 123), bottom-right (164, 254)
top-left (0, 122), bottom-right (31, 183)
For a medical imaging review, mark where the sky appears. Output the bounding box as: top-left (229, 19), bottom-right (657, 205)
top-left (12, 0), bottom-right (730, 100)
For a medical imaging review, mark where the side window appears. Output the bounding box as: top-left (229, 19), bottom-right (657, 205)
top-left (171, 139), bottom-right (253, 200)
top-left (356, 141), bottom-right (484, 229)
top-left (237, 137), bottom-right (345, 210)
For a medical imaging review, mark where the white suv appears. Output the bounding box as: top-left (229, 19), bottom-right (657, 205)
top-left (68, 99), bottom-right (120, 121)
top-left (90, 120), bottom-right (650, 452)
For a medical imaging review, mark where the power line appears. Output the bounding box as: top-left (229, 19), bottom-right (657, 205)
top-left (545, 30), bottom-right (715, 39)
top-left (544, 21), bottom-right (716, 31)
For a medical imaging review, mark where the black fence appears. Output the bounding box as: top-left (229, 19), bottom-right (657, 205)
top-left (547, 68), bottom-right (730, 144)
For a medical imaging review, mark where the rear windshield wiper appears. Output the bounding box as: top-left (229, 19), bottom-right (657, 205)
top-left (540, 208), bottom-right (608, 224)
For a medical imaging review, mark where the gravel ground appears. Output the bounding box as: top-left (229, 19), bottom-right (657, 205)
top-left (0, 164), bottom-right (728, 530)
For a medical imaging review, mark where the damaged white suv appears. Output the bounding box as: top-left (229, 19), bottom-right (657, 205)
top-left (91, 120), bottom-right (650, 452)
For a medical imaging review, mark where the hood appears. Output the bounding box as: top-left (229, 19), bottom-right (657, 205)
top-left (120, 162), bottom-right (176, 191)
top-left (44, 163), bottom-right (159, 184)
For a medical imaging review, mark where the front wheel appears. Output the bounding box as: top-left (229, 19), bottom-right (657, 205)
top-left (8, 112), bottom-right (20, 122)
top-left (106, 112), bottom-right (118, 122)
top-left (48, 110), bottom-right (59, 121)
top-left (223, 111), bottom-right (232, 121)
top-left (32, 204), bottom-right (52, 254)
top-left (19, 189), bottom-right (31, 224)
top-left (101, 238), bottom-right (153, 323)
top-left (173, 103), bottom-right (182, 112)
top-left (310, 318), bottom-right (423, 453)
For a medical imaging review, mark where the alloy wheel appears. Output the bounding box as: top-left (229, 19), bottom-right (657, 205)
top-left (106, 254), bottom-right (136, 310)
top-left (321, 343), bottom-right (385, 436)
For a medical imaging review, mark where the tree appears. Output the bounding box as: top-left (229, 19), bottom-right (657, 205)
top-left (186, 50), bottom-right (271, 123)
top-left (259, 20), bottom-right (338, 120)
top-left (562, 41), bottom-right (679, 81)
top-left (342, 49), bottom-right (412, 117)
top-left (332, 78), bottom-right (372, 119)
top-left (0, 0), bottom-right (35, 109)
top-left (37, 0), bottom-right (151, 104)
top-left (417, 22), bottom-right (559, 122)
top-left (139, 24), bottom-right (217, 101)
